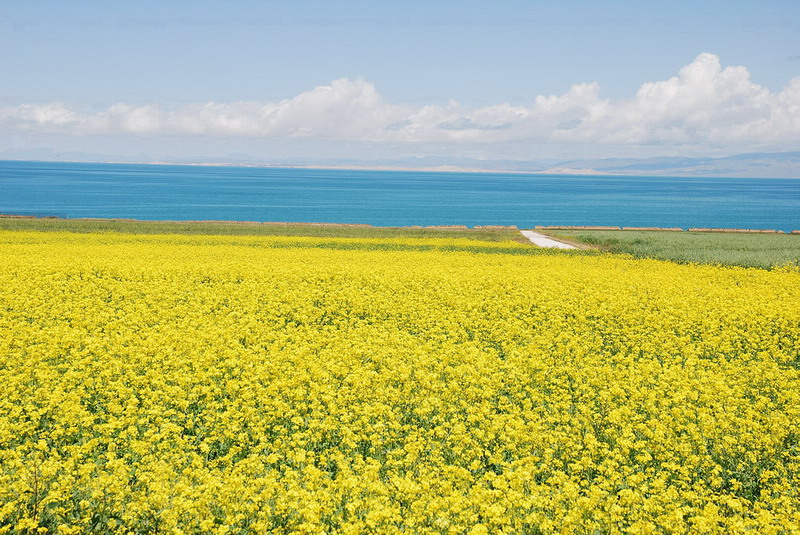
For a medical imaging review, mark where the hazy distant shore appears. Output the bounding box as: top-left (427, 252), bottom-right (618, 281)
top-left (4, 150), bottom-right (800, 178)
top-left (36, 159), bottom-right (611, 177)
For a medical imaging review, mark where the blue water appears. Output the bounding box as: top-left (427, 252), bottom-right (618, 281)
top-left (1, 160), bottom-right (799, 230)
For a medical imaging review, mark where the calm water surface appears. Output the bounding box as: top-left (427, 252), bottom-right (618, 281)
top-left (1, 160), bottom-right (799, 230)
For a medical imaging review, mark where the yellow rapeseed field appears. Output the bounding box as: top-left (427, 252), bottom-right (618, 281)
top-left (1, 230), bottom-right (799, 534)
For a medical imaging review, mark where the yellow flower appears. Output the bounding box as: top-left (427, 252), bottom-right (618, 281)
top-left (0, 229), bottom-right (797, 533)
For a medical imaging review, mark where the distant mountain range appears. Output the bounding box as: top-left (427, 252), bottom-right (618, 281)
top-left (345, 152), bottom-right (800, 178)
top-left (542, 152), bottom-right (800, 178)
top-left (2, 149), bottom-right (800, 178)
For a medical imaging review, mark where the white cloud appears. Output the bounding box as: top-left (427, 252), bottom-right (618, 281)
top-left (580, 53), bottom-right (779, 145)
top-left (2, 54), bottom-right (799, 153)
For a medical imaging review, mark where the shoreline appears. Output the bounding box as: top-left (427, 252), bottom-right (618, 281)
top-left (2, 158), bottom-right (593, 177)
top-left (6, 158), bottom-right (800, 179)
top-left (1, 215), bottom-right (798, 234)
top-left (0, 214), bottom-right (518, 231)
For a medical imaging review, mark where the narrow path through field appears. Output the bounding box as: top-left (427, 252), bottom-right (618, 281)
top-left (520, 230), bottom-right (577, 249)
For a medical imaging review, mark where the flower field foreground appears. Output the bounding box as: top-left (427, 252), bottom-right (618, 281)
top-left (1, 231), bottom-right (799, 534)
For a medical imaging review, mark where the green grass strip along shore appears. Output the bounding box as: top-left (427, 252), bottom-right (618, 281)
top-left (542, 229), bottom-right (800, 270)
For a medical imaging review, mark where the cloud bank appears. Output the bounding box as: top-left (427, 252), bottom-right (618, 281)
top-left (2, 54), bottom-right (799, 153)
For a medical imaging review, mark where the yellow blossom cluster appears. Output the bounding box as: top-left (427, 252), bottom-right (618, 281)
top-left (0, 230), bottom-right (799, 533)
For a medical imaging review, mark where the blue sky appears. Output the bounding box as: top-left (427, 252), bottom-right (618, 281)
top-left (1, 1), bottom-right (799, 163)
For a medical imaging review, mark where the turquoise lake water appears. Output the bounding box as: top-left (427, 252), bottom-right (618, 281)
top-left (1, 160), bottom-right (799, 230)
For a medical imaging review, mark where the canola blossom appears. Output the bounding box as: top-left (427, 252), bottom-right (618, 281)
top-left (0, 230), bottom-right (799, 533)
